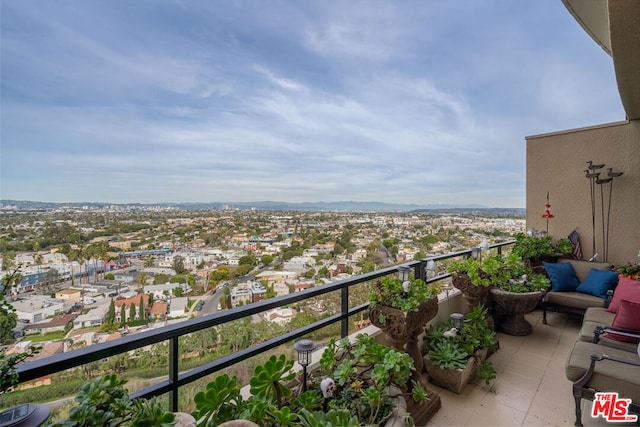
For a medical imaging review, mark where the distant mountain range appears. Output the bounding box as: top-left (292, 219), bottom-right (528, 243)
top-left (0, 199), bottom-right (525, 215)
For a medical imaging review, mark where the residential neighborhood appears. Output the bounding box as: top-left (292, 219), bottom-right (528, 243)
top-left (1, 206), bottom-right (525, 364)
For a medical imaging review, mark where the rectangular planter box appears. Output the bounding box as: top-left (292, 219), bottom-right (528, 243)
top-left (423, 355), bottom-right (477, 394)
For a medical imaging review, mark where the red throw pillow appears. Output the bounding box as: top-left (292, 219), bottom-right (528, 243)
top-left (606, 299), bottom-right (640, 343)
top-left (607, 276), bottom-right (640, 313)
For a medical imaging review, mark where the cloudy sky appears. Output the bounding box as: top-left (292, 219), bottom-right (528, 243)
top-left (1, 1), bottom-right (625, 207)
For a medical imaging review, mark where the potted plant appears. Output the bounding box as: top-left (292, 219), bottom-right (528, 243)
top-left (488, 254), bottom-right (551, 336)
top-left (447, 254), bottom-right (509, 313)
top-left (313, 334), bottom-right (431, 426)
top-left (511, 233), bottom-right (572, 268)
top-left (48, 374), bottom-right (179, 427)
top-left (616, 250), bottom-right (640, 279)
top-left (368, 271), bottom-right (442, 389)
top-left (191, 334), bottom-right (434, 427)
top-left (422, 305), bottom-right (498, 394)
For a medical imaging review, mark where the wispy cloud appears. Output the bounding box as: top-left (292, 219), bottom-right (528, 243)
top-left (0, 0), bottom-right (624, 207)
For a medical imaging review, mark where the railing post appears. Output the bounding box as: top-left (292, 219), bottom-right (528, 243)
top-left (341, 286), bottom-right (349, 338)
top-left (169, 336), bottom-right (179, 411)
top-left (415, 261), bottom-right (426, 281)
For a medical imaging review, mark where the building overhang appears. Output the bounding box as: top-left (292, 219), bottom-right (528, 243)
top-left (562, 0), bottom-right (640, 120)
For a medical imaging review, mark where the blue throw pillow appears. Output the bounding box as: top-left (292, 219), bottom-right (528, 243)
top-left (543, 261), bottom-right (580, 292)
top-left (575, 268), bottom-right (619, 299)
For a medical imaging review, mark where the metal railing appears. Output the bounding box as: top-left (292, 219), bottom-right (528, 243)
top-left (15, 241), bottom-right (514, 411)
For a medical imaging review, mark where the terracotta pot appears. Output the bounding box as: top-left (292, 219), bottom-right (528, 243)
top-left (489, 288), bottom-right (544, 336)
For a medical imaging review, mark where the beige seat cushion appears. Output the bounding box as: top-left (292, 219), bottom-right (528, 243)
top-left (579, 321), bottom-right (639, 352)
top-left (579, 308), bottom-right (639, 351)
top-left (565, 341), bottom-right (640, 402)
top-left (546, 291), bottom-right (605, 310)
top-left (584, 307), bottom-right (615, 323)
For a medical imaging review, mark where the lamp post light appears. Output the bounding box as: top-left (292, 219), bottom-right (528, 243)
top-left (397, 265), bottom-right (410, 282)
top-left (294, 339), bottom-right (317, 392)
top-left (450, 313), bottom-right (464, 332)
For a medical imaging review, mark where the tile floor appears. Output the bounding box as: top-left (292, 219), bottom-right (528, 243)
top-left (424, 309), bottom-right (638, 427)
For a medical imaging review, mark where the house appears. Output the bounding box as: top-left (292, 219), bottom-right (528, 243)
top-left (55, 289), bottom-right (82, 303)
top-left (273, 282), bottom-right (290, 297)
top-left (143, 283), bottom-right (191, 299)
top-left (264, 307), bottom-right (297, 327)
top-left (291, 281), bottom-right (314, 293)
top-left (149, 300), bottom-right (169, 322)
top-left (73, 303), bottom-right (109, 328)
top-left (167, 297), bottom-right (190, 318)
top-left (255, 270), bottom-right (298, 285)
top-left (251, 282), bottom-right (267, 303)
top-left (12, 296), bottom-right (65, 323)
top-left (230, 285), bottom-right (253, 307)
top-left (22, 314), bottom-right (75, 336)
top-left (114, 294), bottom-right (150, 323)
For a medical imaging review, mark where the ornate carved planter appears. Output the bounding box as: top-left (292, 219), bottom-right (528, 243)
top-left (489, 288), bottom-right (545, 336)
top-left (369, 297), bottom-right (439, 361)
top-left (369, 296), bottom-right (441, 425)
top-left (451, 273), bottom-right (491, 314)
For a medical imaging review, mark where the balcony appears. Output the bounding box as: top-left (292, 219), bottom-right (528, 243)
top-left (4, 240), bottom-right (635, 426)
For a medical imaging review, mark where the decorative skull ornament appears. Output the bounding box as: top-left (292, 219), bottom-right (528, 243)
top-left (402, 280), bottom-right (411, 293)
top-left (320, 377), bottom-right (335, 398)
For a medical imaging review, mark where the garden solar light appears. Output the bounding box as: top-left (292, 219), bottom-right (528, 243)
top-left (397, 265), bottom-right (410, 282)
top-left (450, 313), bottom-right (464, 332)
top-left (294, 339), bottom-right (316, 392)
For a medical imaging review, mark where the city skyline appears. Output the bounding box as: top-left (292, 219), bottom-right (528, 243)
top-left (1, 1), bottom-right (625, 207)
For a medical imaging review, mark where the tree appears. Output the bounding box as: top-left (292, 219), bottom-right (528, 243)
top-left (105, 299), bottom-right (116, 328)
top-left (260, 254), bottom-right (274, 265)
top-left (223, 287), bottom-right (231, 309)
top-left (172, 255), bottom-right (186, 274)
top-left (137, 271), bottom-right (149, 286)
top-left (129, 302), bottom-right (136, 322)
top-left (105, 272), bottom-right (115, 280)
top-left (239, 254), bottom-right (255, 266)
top-left (1, 266), bottom-right (40, 394)
top-left (153, 273), bottom-right (169, 285)
top-left (144, 258), bottom-right (154, 268)
top-left (317, 267), bottom-right (328, 278)
top-left (139, 295), bottom-right (145, 320)
top-left (120, 304), bottom-right (126, 327)
top-left (172, 287), bottom-right (184, 297)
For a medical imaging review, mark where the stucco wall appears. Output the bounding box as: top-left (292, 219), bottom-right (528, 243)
top-left (526, 120), bottom-right (640, 266)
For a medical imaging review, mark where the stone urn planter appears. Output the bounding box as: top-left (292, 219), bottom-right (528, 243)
top-left (489, 288), bottom-right (545, 336)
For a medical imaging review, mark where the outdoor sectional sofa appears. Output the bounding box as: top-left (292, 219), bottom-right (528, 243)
top-left (562, 275), bottom-right (640, 426)
top-left (541, 259), bottom-right (616, 324)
